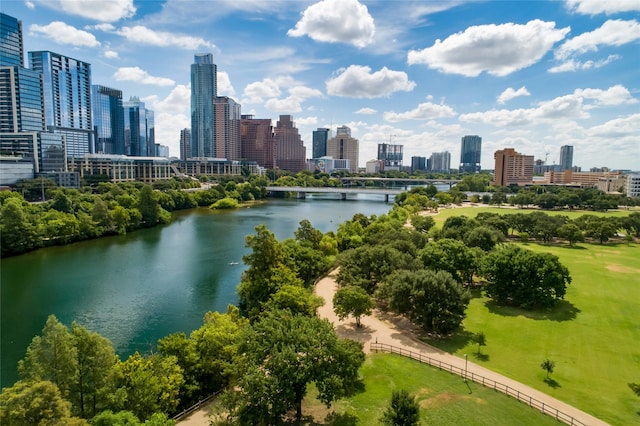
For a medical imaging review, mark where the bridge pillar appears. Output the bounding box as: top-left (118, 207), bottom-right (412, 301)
top-left (385, 194), bottom-right (389, 202)
top-left (298, 191), bottom-right (306, 199)
top-left (341, 193), bottom-right (347, 200)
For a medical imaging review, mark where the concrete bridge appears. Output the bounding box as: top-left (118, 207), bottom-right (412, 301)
top-left (340, 177), bottom-right (461, 189)
top-left (265, 186), bottom-right (404, 202)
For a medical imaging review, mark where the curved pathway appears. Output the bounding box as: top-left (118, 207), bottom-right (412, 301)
top-left (316, 270), bottom-right (608, 426)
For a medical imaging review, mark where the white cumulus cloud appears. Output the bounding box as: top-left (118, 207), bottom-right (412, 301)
top-left (104, 50), bottom-right (119, 59)
top-left (355, 107), bottom-right (377, 115)
top-left (288, 0), bottom-right (375, 48)
top-left (116, 26), bottom-right (214, 50)
top-left (58, 0), bottom-right (136, 22)
top-left (113, 67), bottom-right (175, 86)
top-left (217, 71), bottom-right (235, 97)
top-left (383, 101), bottom-right (457, 122)
top-left (497, 87), bottom-right (531, 104)
top-left (408, 20), bottom-right (569, 76)
top-left (326, 65), bottom-right (415, 98)
top-left (589, 113), bottom-right (640, 137)
top-left (565, 0), bottom-right (640, 15)
top-left (549, 55), bottom-right (620, 73)
top-left (242, 78), bottom-right (283, 104)
top-left (555, 19), bottom-right (640, 60)
top-left (265, 96), bottom-right (303, 113)
top-left (29, 22), bottom-right (100, 47)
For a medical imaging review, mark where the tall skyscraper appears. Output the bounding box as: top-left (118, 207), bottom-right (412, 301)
top-left (241, 115), bottom-right (274, 169)
top-left (377, 143), bottom-right (403, 170)
top-left (1, 13), bottom-right (24, 67)
top-left (411, 156), bottom-right (426, 172)
top-left (180, 128), bottom-right (191, 160)
top-left (312, 127), bottom-right (330, 159)
top-left (91, 85), bottom-right (124, 154)
top-left (559, 145), bottom-right (573, 170)
top-left (1, 14), bottom-right (65, 173)
top-left (493, 148), bottom-right (534, 187)
top-left (123, 96), bottom-right (153, 157)
top-left (430, 151), bottom-right (451, 172)
top-left (327, 125), bottom-right (359, 173)
top-left (274, 115), bottom-right (306, 172)
top-left (29, 50), bottom-right (93, 158)
top-left (460, 135), bottom-right (482, 173)
top-left (145, 109), bottom-right (155, 156)
top-left (191, 53), bottom-right (216, 158)
top-left (214, 96), bottom-right (241, 160)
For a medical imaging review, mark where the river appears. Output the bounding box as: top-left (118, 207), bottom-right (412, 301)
top-left (0, 194), bottom-right (392, 388)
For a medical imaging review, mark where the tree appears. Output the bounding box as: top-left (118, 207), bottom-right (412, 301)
top-left (0, 196), bottom-right (41, 256)
top-left (377, 269), bottom-right (471, 336)
top-left (264, 284), bottom-right (324, 317)
top-left (410, 214), bottom-right (435, 234)
top-left (0, 380), bottom-right (88, 426)
top-left (333, 285), bottom-right (375, 327)
top-left (473, 331), bottom-right (487, 355)
top-left (558, 223), bottom-right (584, 247)
top-left (464, 226), bottom-right (504, 251)
top-left (224, 311), bottom-right (364, 424)
top-left (419, 238), bottom-right (480, 283)
top-left (482, 245), bottom-right (571, 309)
top-left (380, 389), bottom-right (420, 426)
top-left (629, 382), bottom-right (640, 397)
top-left (585, 217), bottom-right (618, 244)
top-left (138, 186), bottom-right (160, 226)
top-left (541, 359), bottom-right (555, 379)
top-left (18, 315), bottom-right (78, 399)
top-left (294, 219), bottom-right (323, 248)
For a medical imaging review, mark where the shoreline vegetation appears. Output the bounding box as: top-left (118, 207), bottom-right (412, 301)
top-left (2, 173), bottom-right (640, 424)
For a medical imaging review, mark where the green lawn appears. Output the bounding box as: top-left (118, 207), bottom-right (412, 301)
top-left (303, 353), bottom-right (564, 425)
top-left (423, 214), bottom-right (640, 424)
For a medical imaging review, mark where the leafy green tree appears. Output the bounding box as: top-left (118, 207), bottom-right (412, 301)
top-left (410, 214), bottom-right (435, 234)
top-left (111, 205), bottom-right (131, 235)
top-left (0, 380), bottom-right (88, 426)
top-left (541, 359), bottom-right (555, 379)
top-left (0, 196), bottom-right (41, 256)
top-left (622, 212), bottom-right (640, 237)
top-left (464, 226), bottom-right (504, 251)
top-left (377, 269), bottom-right (471, 335)
top-left (380, 389), bottom-right (420, 426)
top-left (419, 238), bottom-right (480, 283)
top-left (474, 331), bottom-right (487, 354)
top-left (92, 410), bottom-right (141, 425)
top-left (333, 285), bottom-right (375, 327)
top-left (138, 186), bottom-right (160, 227)
top-left (225, 311), bottom-right (365, 424)
top-left (490, 191), bottom-right (507, 206)
top-left (18, 315), bottom-right (78, 399)
top-left (294, 219), bottom-right (323, 248)
top-left (482, 246), bottom-right (571, 309)
top-left (558, 223), bottom-right (584, 247)
top-left (585, 217), bottom-right (618, 244)
top-left (264, 285), bottom-right (324, 316)
top-left (283, 241), bottom-right (332, 287)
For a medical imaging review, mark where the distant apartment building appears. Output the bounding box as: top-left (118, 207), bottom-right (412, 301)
top-left (274, 115), bottom-right (306, 172)
top-left (626, 174), bottom-right (640, 198)
top-left (241, 115), bottom-right (275, 169)
top-left (429, 151), bottom-right (451, 172)
top-left (312, 128), bottom-right (331, 159)
top-left (29, 50), bottom-right (93, 158)
top-left (378, 143), bottom-right (403, 170)
top-left (559, 145), bottom-right (573, 170)
top-left (459, 135), bottom-right (482, 173)
top-left (411, 156), bottom-right (426, 172)
top-left (366, 159), bottom-right (383, 174)
top-left (327, 126), bottom-right (359, 173)
top-left (493, 148), bottom-right (534, 186)
top-left (179, 128), bottom-right (191, 160)
top-left (91, 85), bottom-right (125, 155)
top-left (214, 96), bottom-right (241, 160)
top-left (544, 170), bottom-right (623, 188)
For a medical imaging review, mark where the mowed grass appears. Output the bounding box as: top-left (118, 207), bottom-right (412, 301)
top-left (302, 353), bottom-right (563, 425)
top-left (424, 207), bottom-right (640, 425)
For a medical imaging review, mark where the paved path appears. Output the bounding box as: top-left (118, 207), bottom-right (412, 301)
top-left (316, 270), bottom-right (609, 426)
top-left (179, 269), bottom-right (609, 425)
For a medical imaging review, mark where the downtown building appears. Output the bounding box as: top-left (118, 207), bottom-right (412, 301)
top-left (123, 96), bottom-right (154, 157)
top-left (179, 128), bottom-right (191, 160)
top-left (493, 148), bottom-right (534, 187)
top-left (377, 143), bottom-right (403, 170)
top-left (559, 145), bottom-right (574, 170)
top-left (274, 115), bottom-right (306, 172)
top-left (459, 135), bottom-right (482, 173)
top-left (190, 53), bottom-right (216, 158)
top-left (29, 50), bottom-right (93, 159)
top-left (91, 85), bottom-right (125, 155)
top-left (214, 96), bottom-right (241, 160)
top-left (1, 13), bottom-right (65, 177)
top-left (241, 115), bottom-right (275, 169)
top-left (312, 127), bottom-right (331, 159)
top-left (327, 126), bottom-right (359, 173)
top-left (429, 151), bottom-right (451, 172)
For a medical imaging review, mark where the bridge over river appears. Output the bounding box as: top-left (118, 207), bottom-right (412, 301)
top-left (265, 186), bottom-right (404, 202)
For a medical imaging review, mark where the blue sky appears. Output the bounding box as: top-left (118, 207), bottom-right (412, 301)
top-left (3, 0), bottom-right (639, 170)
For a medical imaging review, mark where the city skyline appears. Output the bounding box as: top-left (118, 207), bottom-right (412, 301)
top-left (3, 0), bottom-right (638, 170)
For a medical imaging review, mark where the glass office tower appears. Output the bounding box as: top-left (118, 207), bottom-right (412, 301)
top-left (191, 53), bottom-right (217, 158)
top-left (92, 85), bottom-right (125, 154)
top-left (1, 13), bottom-right (24, 67)
top-left (459, 135), bottom-right (482, 173)
top-left (312, 128), bottom-right (330, 159)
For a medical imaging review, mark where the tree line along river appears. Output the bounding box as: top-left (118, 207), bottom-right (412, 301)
top-left (0, 194), bottom-right (393, 389)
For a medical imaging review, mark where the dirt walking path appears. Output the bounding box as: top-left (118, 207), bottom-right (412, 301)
top-left (315, 270), bottom-right (609, 426)
top-left (179, 269), bottom-right (608, 426)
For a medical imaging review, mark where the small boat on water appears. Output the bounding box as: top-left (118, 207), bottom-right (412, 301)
top-left (228, 261), bottom-right (240, 265)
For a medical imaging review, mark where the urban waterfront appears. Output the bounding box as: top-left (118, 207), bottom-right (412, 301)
top-left (0, 195), bottom-right (392, 388)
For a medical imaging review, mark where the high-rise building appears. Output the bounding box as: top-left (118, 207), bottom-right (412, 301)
top-left (191, 53), bottom-right (216, 158)
top-left (493, 148), bottom-right (534, 187)
top-left (241, 115), bottom-right (274, 169)
top-left (377, 143), bottom-right (403, 170)
top-left (559, 145), bottom-right (573, 170)
top-left (1, 14), bottom-right (65, 173)
top-left (1, 13), bottom-right (24, 67)
top-left (29, 50), bottom-right (93, 158)
top-left (274, 115), bottom-right (306, 172)
top-left (180, 128), bottom-right (191, 160)
top-left (411, 156), bottom-right (426, 172)
top-left (430, 151), bottom-right (451, 172)
top-left (123, 96), bottom-right (154, 157)
top-left (460, 135), bottom-right (482, 173)
top-left (214, 96), bottom-right (241, 160)
top-left (312, 128), bottom-right (330, 159)
top-left (91, 85), bottom-right (124, 154)
top-left (327, 126), bottom-right (359, 173)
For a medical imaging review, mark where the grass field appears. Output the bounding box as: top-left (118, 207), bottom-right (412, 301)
top-left (302, 353), bottom-right (563, 425)
top-left (423, 206), bottom-right (640, 425)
